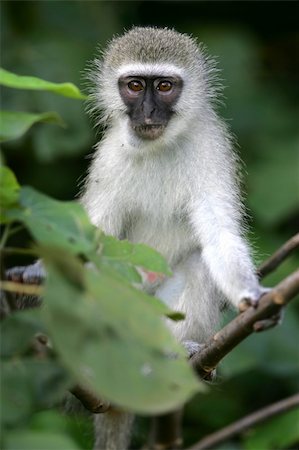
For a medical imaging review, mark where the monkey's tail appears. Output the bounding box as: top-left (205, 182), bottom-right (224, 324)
top-left (93, 410), bottom-right (134, 450)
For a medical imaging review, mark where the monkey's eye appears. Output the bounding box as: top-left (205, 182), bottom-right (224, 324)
top-left (157, 80), bottom-right (172, 92)
top-left (128, 80), bottom-right (144, 92)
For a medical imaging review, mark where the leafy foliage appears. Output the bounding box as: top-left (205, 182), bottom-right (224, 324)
top-left (0, 165), bottom-right (200, 424)
top-left (4, 186), bottom-right (99, 254)
top-left (42, 251), bottom-right (200, 414)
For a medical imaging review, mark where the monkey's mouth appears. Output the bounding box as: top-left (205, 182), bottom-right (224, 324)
top-left (133, 124), bottom-right (166, 140)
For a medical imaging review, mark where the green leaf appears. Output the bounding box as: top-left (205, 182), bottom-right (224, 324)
top-left (100, 258), bottom-right (142, 284)
top-left (42, 251), bottom-right (201, 414)
top-left (4, 430), bottom-right (80, 450)
top-left (0, 110), bottom-right (65, 142)
top-left (1, 358), bottom-right (71, 428)
top-left (0, 68), bottom-right (86, 100)
top-left (0, 166), bottom-right (20, 208)
top-left (28, 411), bottom-right (93, 450)
top-left (101, 235), bottom-right (172, 276)
top-left (91, 253), bottom-right (184, 321)
top-left (7, 187), bottom-right (99, 255)
top-left (0, 310), bottom-right (45, 358)
top-left (244, 408), bottom-right (299, 450)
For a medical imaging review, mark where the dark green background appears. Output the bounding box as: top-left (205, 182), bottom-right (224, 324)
top-left (1, 1), bottom-right (299, 448)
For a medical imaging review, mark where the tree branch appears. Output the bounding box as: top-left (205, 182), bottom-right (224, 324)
top-left (186, 393), bottom-right (299, 450)
top-left (257, 233), bottom-right (299, 279)
top-left (190, 269), bottom-right (299, 378)
top-left (70, 384), bottom-right (110, 414)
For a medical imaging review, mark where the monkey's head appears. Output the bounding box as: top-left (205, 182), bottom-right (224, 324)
top-left (90, 27), bottom-right (217, 143)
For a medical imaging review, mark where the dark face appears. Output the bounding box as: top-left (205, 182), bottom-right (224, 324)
top-left (118, 75), bottom-right (183, 140)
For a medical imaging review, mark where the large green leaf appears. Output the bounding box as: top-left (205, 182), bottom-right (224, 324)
top-left (42, 251), bottom-right (201, 414)
top-left (0, 110), bottom-right (65, 142)
top-left (6, 187), bottom-right (99, 255)
top-left (1, 358), bottom-right (71, 428)
top-left (101, 235), bottom-right (172, 275)
top-left (0, 68), bottom-right (86, 100)
top-left (0, 310), bottom-right (45, 358)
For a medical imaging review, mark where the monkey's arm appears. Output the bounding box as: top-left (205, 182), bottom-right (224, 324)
top-left (190, 195), bottom-right (262, 309)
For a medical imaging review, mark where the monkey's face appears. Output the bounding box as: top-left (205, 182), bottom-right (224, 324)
top-left (118, 75), bottom-right (183, 140)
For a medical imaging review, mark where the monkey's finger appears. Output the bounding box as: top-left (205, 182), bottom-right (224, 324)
top-left (253, 309), bottom-right (284, 332)
top-left (238, 298), bottom-right (257, 312)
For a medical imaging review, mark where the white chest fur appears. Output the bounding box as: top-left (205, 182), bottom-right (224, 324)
top-left (84, 135), bottom-right (199, 265)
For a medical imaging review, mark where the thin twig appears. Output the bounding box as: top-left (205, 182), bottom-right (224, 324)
top-left (70, 384), bottom-right (110, 414)
top-left (257, 233), bottom-right (299, 279)
top-left (187, 393), bottom-right (299, 450)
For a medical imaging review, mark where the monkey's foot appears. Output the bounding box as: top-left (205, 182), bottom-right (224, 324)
top-left (5, 261), bottom-right (45, 310)
top-left (6, 260), bottom-right (45, 285)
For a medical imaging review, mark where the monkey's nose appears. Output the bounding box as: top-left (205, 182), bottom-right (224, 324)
top-left (144, 117), bottom-right (154, 125)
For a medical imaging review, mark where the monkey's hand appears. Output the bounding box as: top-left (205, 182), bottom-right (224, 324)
top-left (239, 287), bottom-right (284, 332)
top-left (238, 286), bottom-right (271, 312)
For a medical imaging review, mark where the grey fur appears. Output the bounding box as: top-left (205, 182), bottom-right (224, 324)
top-left (82, 27), bottom-right (263, 449)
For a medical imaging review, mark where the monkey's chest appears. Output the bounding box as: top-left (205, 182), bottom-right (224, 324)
top-left (120, 158), bottom-right (195, 263)
top-left (126, 210), bottom-right (195, 266)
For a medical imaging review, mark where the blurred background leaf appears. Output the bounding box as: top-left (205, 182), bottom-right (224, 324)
top-left (0, 68), bottom-right (86, 99)
top-left (0, 110), bottom-right (65, 142)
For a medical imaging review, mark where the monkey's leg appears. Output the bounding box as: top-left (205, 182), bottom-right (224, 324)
top-left (155, 250), bottom-right (222, 343)
top-left (93, 409), bottom-right (134, 450)
top-left (149, 252), bottom-right (220, 449)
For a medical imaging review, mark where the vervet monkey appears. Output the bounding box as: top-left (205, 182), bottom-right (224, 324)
top-left (82, 26), bottom-right (266, 449)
